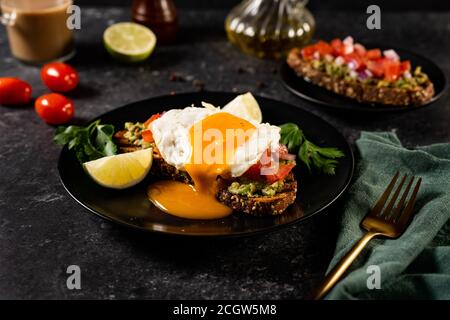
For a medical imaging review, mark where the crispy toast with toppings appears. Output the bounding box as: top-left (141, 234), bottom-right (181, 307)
top-left (287, 37), bottom-right (435, 106)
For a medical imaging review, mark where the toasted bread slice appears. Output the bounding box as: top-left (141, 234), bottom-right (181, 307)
top-left (216, 173), bottom-right (298, 216)
top-left (287, 48), bottom-right (434, 106)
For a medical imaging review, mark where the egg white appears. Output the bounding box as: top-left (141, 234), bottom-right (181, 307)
top-left (150, 106), bottom-right (280, 177)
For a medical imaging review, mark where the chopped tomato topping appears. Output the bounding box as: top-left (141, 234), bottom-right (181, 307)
top-left (315, 40), bottom-right (333, 56)
top-left (366, 49), bottom-right (382, 60)
top-left (144, 113), bottom-right (161, 127)
top-left (301, 45), bottom-right (317, 60)
top-left (330, 39), bottom-right (342, 56)
top-left (366, 59), bottom-right (385, 77)
top-left (344, 53), bottom-right (365, 71)
top-left (400, 60), bottom-right (411, 74)
top-left (243, 163), bottom-right (263, 181)
top-left (141, 129), bottom-right (154, 142)
top-left (265, 164), bottom-right (295, 184)
top-left (354, 43), bottom-right (366, 57)
top-left (383, 60), bottom-right (401, 81)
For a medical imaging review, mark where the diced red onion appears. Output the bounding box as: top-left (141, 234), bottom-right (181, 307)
top-left (383, 49), bottom-right (400, 61)
top-left (404, 71), bottom-right (412, 79)
top-left (313, 51), bottom-right (320, 60)
top-left (358, 71), bottom-right (369, 80)
top-left (349, 70), bottom-right (358, 78)
top-left (365, 69), bottom-right (373, 77)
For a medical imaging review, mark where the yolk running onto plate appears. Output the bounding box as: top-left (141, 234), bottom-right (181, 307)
top-left (147, 112), bottom-right (256, 219)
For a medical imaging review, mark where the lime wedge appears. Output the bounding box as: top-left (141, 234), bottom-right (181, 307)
top-left (223, 92), bottom-right (263, 123)
top-left (83, 148), bottom-right (153, 189)
top-left (103, 22), bottom-right (156, 63)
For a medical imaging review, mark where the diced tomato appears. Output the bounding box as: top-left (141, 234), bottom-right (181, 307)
top-left (331, 38), bottom-right (345, 56)
top-left (265, 164), bottom-right (295, 184)
top-left (243, 163), bottom-right (263, 181)
top-left (301, 45), bottom-right (317, 60)
top-left (400, 60), bottom-right (411, 74)
top-left (366, 59), bottom-right (385, 78)
top-left (384, 60), bottom-right (401, 81)
top-left (366, 49), bottom-right (382, 60)
top-left (315, 41), bottom-right (333, 56)
top-left (144, 113), bottom-right (161, 127)
top-left (141, 129), bottom-right (154, 142)
top-left (344, 53), bottom-right (365, 71)
top-left (354, 43), bottom-right (366, 57)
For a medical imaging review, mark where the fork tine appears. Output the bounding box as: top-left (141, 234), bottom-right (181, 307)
top-left (390, 176), bottom-right (415, 222)
top-left (370, 171), bottom-right (399, 216)
top-left (396, 177), bottom-right (422, 226)
top-left (380, 174), bottom-right (407, 219)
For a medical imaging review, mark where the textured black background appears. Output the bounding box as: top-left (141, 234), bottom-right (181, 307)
top-left (1, 2), bottom-right (449, 300)
top-left (76, 0), bottom-right (450, 11)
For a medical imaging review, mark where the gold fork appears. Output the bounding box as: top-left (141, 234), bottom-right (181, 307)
top-left (313, 172), bottom-right (422, 300)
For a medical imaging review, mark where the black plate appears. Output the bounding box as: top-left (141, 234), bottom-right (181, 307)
top-left (280, 47), bottom-right (447, 112)
top-left (58, 92), bottom-right (354, 237)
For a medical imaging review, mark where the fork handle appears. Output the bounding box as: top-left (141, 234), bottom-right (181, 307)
top-left (312, 231), bottom-right (379, 300)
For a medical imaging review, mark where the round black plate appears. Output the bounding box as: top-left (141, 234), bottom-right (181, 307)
top-left (58, 92), bottom-right (354, 237)
top-left (280, 47), bottom-right (447, 112)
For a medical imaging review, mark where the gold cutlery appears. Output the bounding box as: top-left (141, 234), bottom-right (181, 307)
top-left (313, 172), bottom-right (422, 300)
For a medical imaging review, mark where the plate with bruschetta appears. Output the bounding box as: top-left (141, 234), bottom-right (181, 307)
top-left (281, 37), bottom-right (446, 112)
top-left (57, 91), bottom-right (354, 237)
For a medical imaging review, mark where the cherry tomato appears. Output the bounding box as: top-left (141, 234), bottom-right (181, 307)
top-left (41, 62), bottom-right (79, 92)
top-left (35, 93), bottom-right (74, 125)
top-left (0, 77), bottom-right (32, 105)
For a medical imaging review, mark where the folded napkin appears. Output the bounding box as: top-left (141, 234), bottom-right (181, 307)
top-left (326, 132), bottom-right (450, 300)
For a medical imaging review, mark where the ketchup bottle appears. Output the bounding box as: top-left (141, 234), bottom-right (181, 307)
top-left (132, 0), bottom-right (178, 44)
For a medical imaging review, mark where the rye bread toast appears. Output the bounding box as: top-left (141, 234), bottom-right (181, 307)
top-left (287, 48), bottom-right (435, 106)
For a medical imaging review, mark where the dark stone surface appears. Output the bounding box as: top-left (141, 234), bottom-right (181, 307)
top-left (0, 8), bottom-right (449, 299)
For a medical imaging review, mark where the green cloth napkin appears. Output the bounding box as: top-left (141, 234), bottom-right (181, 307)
top-left (326, 132), bottom-right (450, 300)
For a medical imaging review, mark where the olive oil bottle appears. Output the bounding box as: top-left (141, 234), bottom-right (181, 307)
top-left (225, 0), bottom-right (315, 59)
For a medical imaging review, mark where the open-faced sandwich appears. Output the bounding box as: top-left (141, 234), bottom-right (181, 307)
top-left (287, 36), bottom-right (435, 106)
top-left (55, 93), bottom-right (344, 220)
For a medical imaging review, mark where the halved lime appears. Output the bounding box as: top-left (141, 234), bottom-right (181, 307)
top-left (103, 22), bottom-right (157, 63)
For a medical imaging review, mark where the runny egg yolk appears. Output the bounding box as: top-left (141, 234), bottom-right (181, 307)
top-left (147, 112), bottom-right (256, 219)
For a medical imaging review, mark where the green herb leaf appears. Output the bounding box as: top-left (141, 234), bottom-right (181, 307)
top-left (54, 120), bottom-right (117, 163)
top-left (279, 122), bottom-right (344, 175)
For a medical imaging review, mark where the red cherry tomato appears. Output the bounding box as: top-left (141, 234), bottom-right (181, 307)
top-left (0, 77), bottom-right (32, 105)
top-left (41, 62), bottom-right (79, 92)
top-left (35, 93), bottom-right (74, 125)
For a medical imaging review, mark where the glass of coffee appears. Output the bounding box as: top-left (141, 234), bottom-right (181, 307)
top-left (0, 0), bottom-right (75, 64)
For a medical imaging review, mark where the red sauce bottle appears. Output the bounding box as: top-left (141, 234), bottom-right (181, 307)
top-left (132, 0), bottom-right (178, 44)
